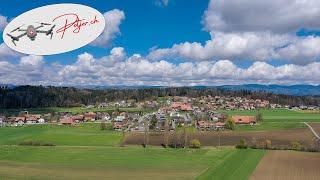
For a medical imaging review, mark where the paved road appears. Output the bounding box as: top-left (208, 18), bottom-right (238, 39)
top-left (304, 122), bottom-right (320, 140)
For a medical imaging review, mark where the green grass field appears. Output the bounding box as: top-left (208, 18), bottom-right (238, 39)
top-left (219, 108), bottom-right (319, 131)
top-left (0, 124), bottom-right (122, 146)
top-left (235, 122), bottom-right (307, 131)
top-left (221, 109), bottom-right (320, 122)
top-left (197, 149), bottom-right (265, 180)
top-left (0, 146), bottom-right (264, 180)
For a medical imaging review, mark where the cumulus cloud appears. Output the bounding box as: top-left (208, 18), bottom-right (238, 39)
top-left (1, 48), bottom-right (320, 86)
top-left (203, 0), bottom-right (320, 33)
top-left (0, 55), bottom-right (50, 85)
top-left (0, 43), bottom-right (21, 57)
top-left (148, 0), bottom-right (320, 64)
top-left (0, 14), bottom-right (8, 31)
top-left (91, 9), bottom-right (125, 47)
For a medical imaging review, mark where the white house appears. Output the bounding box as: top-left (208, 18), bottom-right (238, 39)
top-left (114, 115), bottom-right (125, 122)
top-left (102, 114), bottom-right (111, 123)
top-left (38, 118), bottom-right (45, 124)
top-left (0, 116), bottom-right (5, 126)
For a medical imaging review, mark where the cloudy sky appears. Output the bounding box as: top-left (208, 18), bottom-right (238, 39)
top-left (1, 0), bottom-right (320, 86)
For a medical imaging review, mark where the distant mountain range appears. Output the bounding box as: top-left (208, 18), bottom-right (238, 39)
top-left (217, 84), bottom-right (320, 96)
top-left (1, 84), bottom-right (320, 96)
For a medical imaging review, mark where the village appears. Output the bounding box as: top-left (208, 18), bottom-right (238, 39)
top-left (1, 95), bottom-right (319, 131)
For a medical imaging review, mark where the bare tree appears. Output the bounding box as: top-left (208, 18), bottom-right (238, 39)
top-left (143, 118), bottom-right (149, 149)
top-left (164, 117), bottom-right (169, 147)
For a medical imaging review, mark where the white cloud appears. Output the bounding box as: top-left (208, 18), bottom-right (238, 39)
top-left (91, 9), bottom-right (125, 47)
top-left (149, 32), bottom-right (292, 61)
top-left (0, 15), bottom-right (8, 31)
top-left (148, 0), bottom-right (320, 64)
top-left (203, 0), bottom-right (320, 33)
top-left (0, 43), bottom-right (21, 57)
top-left (1, 48), bottom-right (320, 86)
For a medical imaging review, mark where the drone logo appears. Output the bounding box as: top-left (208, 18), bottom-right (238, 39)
top-left (3, 4), bottom-right (105, 55)
top-left (7, 23), bottom-right (56, 46)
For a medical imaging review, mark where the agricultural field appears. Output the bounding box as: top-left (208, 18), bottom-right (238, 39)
top-left (250, 150), bottom-right (320, 180)
top-left (125, 129), bottom-right (315, 148)
top-left (234, 122), bottom-right (307, 131)
top-left (308, 122), bottom-right (320, 135)
top-left (221, 109), bottom-right (320, 132)
top-left (221, 109), bottom-right (320, 122)
top-left (0, 146), bottom-right (264, 180)
top-left (0, 124), bottom-right (122, 146)
top-left (197, 149), bottom-right (265, 180)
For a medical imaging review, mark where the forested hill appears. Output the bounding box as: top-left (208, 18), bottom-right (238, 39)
top-left (0, 85), bottom-right (319, 108)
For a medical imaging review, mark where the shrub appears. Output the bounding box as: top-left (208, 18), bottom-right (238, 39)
top-left (189, 139), bottom-right (201, 149)
top-left (236, 138), bottom-right (248, 149)
top-left (106, 123), bottom-right (114, 130)
top-left (291, 141), bottom-right (303, 151)
top-left (19, 140), bottom-right (55, 146)
top-left (255, 112), bottom-right (263, 122)
top-left (265, 139), bottom-right (272, 149)
top-left (226, 117), bottom-right (235, 130)
top-left (100, 121), bottom-right (107, 130)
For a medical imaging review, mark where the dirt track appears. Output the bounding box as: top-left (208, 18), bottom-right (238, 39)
top-left (124, 128), bottom-right (315, 148)
top-left (250, 150), bottom-right (320, 180)
top-left (309, 123), bottom-right (320, 137)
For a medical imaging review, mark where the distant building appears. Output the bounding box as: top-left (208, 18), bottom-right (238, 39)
top-left (232, 116), bottom-right (256, 125)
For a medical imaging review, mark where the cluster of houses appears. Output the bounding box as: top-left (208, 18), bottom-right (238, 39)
top-left (2, 95), bottom-right (319, 130)
top-left (0, 111), bottom-right (45, 126)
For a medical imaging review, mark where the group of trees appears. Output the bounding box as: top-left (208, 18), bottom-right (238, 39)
top-left (1, 85), bottom-right (319, 108)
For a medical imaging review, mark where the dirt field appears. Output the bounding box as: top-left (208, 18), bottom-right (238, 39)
top-left (250, 150), bottom-right (320, 180)
top-left (309, 123), bottom-right (320, 135)
top-left (124, 128), bottom-right (315, 148)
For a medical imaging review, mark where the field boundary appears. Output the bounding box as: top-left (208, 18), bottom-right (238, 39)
top-left (304, 122), bottom-right (320, 139)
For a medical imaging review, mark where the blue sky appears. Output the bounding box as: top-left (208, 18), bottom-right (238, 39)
top-left (1, 0), bottom-right (210, 64)
top-left (0, 0), bottom-right (320, 86)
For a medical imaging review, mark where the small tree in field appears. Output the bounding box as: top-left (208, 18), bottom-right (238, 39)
top-left (256, 112), bottom-right (263, 122)
top-left (226, 117), bottom-right (235, 130)
top-left (100, 120), bottom-right (107, 130)
top-left (236, 138), bottom-right (248, 149)
top-left (265, 139), bottom-right (272, 149)
top-left (190, 139), bottom-right (201, 149)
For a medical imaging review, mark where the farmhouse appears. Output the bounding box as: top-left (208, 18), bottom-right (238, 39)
top-left (113, 122), bottom-right (124, 130)
top-left (232, 115), bottom-right (256, 125)
top-left (84, 112), bottom-right (96, 121)
top-left (197, 120), bottom-right (215, 131)
top-left (0, 116), bottom-right (5, 126)
top-left (60, 117), bottom-right (74, 125)
top-left (14, 117), bottom-right (26, 126)
top-left (71, 115), bottom-right (85, 123)
top-left (25, 116), bottom-right (38, 124)
top-left (171, 102), bottom-right (193, 111)
top-left (215, 122), bottom-right (226, 129)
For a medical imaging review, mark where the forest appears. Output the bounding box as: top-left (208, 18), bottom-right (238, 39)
top-left (0, 85), bottom-right (319, 108)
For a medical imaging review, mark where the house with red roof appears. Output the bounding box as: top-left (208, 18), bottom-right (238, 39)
top-left (232, 115), bottom-right (256, 125)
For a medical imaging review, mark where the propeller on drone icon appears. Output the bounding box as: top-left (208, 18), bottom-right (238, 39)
top-left (10, 24), bottom-right (25, 33)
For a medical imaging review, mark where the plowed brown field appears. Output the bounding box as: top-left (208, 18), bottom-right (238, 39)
top-left (250, 150), bottom-right (320, 180)
top-left (124, 128), bottom-right (315, 148)
top-left (309, 123), bottom-right (320, 135)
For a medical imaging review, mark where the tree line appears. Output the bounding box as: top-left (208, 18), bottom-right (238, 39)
top-left (0, 85), bottom-right (319, 108)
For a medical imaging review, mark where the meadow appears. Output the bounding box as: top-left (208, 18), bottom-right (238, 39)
top-left (221, 108), bottom-right (320, 131)
top-left (221, 109), bottom-right (320, 122)
top-left (0, 124), bottom-right (122, 146)
top-left (0, 108), bottom-right (318, 179)
top-left (0, 146), bottom-right (264, 180)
